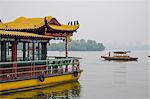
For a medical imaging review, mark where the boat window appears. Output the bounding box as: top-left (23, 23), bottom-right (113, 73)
top-left (6, 42), bottom-right (12, 62)
top-left (17, 43), bottom-right (23, 61)
top-left (36, 43), bottom-right (42, 60)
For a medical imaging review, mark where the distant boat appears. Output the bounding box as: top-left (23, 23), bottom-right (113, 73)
top-left (148, 56), bottom-right (150, 57)
top-left (101, 51), bottom-right (138, 61)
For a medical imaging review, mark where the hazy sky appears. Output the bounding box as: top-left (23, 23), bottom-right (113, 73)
top-left (148, 0), bottom-right (150, 47)
top-left (0, 0), bottom-right (149, 48)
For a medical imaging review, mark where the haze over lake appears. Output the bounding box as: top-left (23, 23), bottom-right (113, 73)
top-left (0, 0), bottom-right (150, 49)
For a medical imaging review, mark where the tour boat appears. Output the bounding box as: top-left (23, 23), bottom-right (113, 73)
top-left (0, 16), bottom-right (82, 94)
top-left (101, 51), bottom-right (138, 61)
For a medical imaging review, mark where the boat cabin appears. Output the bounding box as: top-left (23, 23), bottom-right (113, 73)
top-left (113, 51), bottom-right (129, 57)
top-left (0, 16), bottom-right (81, 83)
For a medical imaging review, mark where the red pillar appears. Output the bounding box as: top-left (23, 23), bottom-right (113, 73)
top-left (13, 41), bottom-right (17, 78)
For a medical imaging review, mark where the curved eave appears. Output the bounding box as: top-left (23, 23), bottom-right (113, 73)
top-left (49, 24), bottom-right (79, 32)
top-left (0, 30), bottom-right (54, 39)
top-left (0, 23), bottom-right (44, 30)
top-left (0, 26), bottom-right (44, 32)
top-left (0, 16), bottom-right (53, 30)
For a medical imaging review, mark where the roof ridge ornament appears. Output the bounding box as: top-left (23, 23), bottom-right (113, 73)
top-left (68, 22), bottom-right (70, 25)
top-left (68, 20), bottom-right (79, 26)
top-left (76, 20), bottom-right (79, 25)
top-left (74, 21), bottom-right (76, 25)
top-left (70, 21), bottom-right (72, 25)
top-left (44, 16), bottom-right (47, 25)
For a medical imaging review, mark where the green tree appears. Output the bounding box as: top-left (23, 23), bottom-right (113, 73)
top-left (48, 39), bottom-right (105, 51)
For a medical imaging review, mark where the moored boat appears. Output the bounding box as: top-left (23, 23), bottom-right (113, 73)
top-left (0, 16), bottom-right (82, 94)
top-left (101, 51), bottom-right (138, 61)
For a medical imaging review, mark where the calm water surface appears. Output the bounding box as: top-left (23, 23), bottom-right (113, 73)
top-left (1, 50), bottom-right (150, 99)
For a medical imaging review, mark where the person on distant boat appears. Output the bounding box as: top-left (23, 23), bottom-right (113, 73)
top-left (108, 52), bottom-right (111, 57)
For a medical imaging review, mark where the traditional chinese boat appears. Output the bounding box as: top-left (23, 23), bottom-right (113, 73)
top-left (101, 51), bottom-right (138, 61)
top-left (0, 16), bottom-right (82, 94)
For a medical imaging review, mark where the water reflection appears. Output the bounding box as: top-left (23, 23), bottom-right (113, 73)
top-left (113, 65), bottom-right (127, 85)
top-left (1, 81), bottom-right (81, 99)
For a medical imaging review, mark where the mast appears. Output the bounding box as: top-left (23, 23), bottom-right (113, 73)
top-left (65, 34), bottom-right (68, 58)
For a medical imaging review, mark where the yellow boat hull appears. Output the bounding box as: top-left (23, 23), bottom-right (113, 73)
top-left (0, 81), bottom-right (80, 99)
top-left (0, 72), bottom-right (81, 94)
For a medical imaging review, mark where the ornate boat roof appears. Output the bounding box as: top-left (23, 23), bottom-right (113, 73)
top-left (0, 16), bottom-right (79, 33)
top-left (0, 16), bottom-right (52, 30)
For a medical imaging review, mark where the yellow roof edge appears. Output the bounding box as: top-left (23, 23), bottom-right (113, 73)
top-left (0, 16), bottom-right (53, 30)
top-left (49, 24), bottom-right (80, 31)
top-left (0, 30), bottom-right (54, 39)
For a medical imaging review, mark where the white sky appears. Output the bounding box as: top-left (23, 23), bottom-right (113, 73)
top-left (0, 0), bottom-right (149, 48)
top-left (148, 0), bottom-right (150, 47)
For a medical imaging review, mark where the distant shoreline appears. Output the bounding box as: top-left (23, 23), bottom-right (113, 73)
top-left (48, 39), bottom-right (105, 51)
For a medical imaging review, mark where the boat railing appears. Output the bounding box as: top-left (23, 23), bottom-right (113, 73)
top-left (0, 67), bottom-right (77, 77)
top-left (0, 66), bottom-right (79, 82)
top-left (1, 56), bottom-right (81, 62)
top-left (0, 57), bottom-right (81, 82)
top-left (3, 56), bottom-right (81, 62)
top-left (0, 56), bottom-right (80, 66)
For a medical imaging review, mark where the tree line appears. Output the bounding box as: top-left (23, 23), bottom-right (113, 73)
top-left (48, 39), bottom-right (105, 51)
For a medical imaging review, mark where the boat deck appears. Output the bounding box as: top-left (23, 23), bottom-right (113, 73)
top-left (0, 57), bottom-right (80, 82)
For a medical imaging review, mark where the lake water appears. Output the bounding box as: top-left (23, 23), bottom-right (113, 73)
top-left (1, 50), bottom-right (150, 99)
